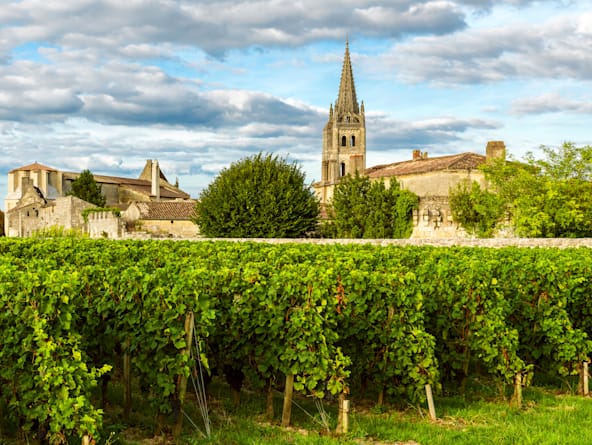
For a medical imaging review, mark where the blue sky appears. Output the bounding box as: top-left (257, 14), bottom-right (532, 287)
top-left (1, 0), bottom-right (591, 204)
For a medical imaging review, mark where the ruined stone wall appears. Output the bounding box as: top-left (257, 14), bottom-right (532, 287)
top-left (136, 219), bottom-right (199, 238)
top-left (88, 211), bottom-right (125, 239)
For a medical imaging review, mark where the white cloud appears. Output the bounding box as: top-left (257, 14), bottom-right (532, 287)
top-left (511, 92), bottom-right (592, 115)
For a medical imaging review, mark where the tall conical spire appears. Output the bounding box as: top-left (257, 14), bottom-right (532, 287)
top-left (335, 38), bottom-right (359, 115)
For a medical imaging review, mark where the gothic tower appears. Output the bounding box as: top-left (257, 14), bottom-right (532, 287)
top-left (321, 40), bottom-right (366, 185)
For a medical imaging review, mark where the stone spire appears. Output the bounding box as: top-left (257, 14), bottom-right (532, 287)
top-left (335, 39), bottom-right (359, 115)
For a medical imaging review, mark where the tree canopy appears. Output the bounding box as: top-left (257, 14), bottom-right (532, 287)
top-left (326, 172), bottom-right (418, 238)
top-left (67, 169), bottom-right (106, 207)
top-left (449, 180), bottom-right (505, 238)
top-left (453, 142), bottom-right (592, 238)
top-left (194, 153), bottom-right (320, 238)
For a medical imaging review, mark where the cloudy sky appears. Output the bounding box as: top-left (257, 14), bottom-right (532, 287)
top-left (1, 0), bottom-right (591, 202)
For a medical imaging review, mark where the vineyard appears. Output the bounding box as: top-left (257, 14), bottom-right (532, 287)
top-left (1, 239), bottom-right (592, 444)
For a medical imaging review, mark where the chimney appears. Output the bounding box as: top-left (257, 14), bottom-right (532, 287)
top-left (413, 149), bottom-right (421, 160)
top-left (486, 141), bottom-right (506, 161)
top-left (151, 160), bottom-right (160, 201)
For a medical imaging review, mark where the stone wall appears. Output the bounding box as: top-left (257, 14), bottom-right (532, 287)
top-left (175, 237), bottom-right (592, 249)
top-left (87, 211), bottom-right (126, 239)
top-left (135, 219), bottom-right (199, 238)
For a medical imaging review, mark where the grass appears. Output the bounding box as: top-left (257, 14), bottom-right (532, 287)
top-left (101, 378), bottom-right (592, 445)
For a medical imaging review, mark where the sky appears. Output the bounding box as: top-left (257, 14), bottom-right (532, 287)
top-left (1, 0), bottom-right (591, 203)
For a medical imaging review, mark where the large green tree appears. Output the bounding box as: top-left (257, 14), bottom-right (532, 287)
top-left (67, 169), bottom-right (106, 207)
top-left (478, 142), bottom-right (592, 238)
top-left (194, 153), bottom-right (320, 238)
top-left (327, 172), bottom-right (418, 238)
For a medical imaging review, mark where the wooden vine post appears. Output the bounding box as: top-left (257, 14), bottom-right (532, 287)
top-left (173, 311), bottom-right (195, 440)
top-left (281, 374), bottom-right (295, 427)
top-left (578, 361), bottom-right (589, 396)
top-left (335, 393), bottom-right (350, 434)
top-left (511, 372), bottom-right (522, 407)
top-left (425, 384), bottom-right (437, 421)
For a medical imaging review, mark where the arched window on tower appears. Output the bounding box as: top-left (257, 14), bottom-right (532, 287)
top-left (340, 162), bottom-right (346, 177)
top-left (341, 136), bottom-right (346, 147)
top-left (351, 135), bottom-right (355, 147)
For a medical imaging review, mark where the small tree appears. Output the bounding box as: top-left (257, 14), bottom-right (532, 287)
top-left (328, 173), bottom-right (418, 238)
top-left (449, 180), bottom-right (505, 238)
top-left (194, 153), bottom-right (319, 238)
top-left (67, 169), bottom-right (106, 207)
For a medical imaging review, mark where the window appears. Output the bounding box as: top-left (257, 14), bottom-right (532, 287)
top-left (351, 135), bottom-right (355, 147)
top-left (341, 136), bottom-right (346, 147)
top-left (340, 162), bottom-right (346, 177)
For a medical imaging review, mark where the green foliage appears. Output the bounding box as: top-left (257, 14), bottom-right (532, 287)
top-left (449, 180), bottom-right (505, 237)
top-left (31, 226), bottom-right (88, 238)
top-left (2, 239), bottom-right (592, 442)
top-left (328, 173), bottom-right (418, 238)
top-left (195, 153), bottom-right (320, 238)
top-left (67, 170), bottom-right (107, 207)
top-left (482, 142), bottom-right (592, 237)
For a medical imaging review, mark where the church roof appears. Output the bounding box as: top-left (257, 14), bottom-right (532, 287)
top-left (62, 172), bottom-right (190, 200)
top-left (9, 162), bottom-right (57, 173)
top-left (335, 39), bottom-right (360, 115)
top-left (130, 201), bottom-right (197, 220)
top-left (365, 152), bottom-right (487, 178)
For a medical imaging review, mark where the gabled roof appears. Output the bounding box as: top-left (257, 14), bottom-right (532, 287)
top-left (9, 162), bottom-right (57, 173)
top-left (62, 172), bottom-right (190, 200)
top-left (130, 201), bottom-right (197, 220)
top-left (365, 152), bottom-right (486, 178)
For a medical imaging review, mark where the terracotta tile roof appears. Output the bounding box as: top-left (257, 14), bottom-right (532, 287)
top-left (365, 152), bottom-right (486, 178)
top-left (9, 162), bottom-right (57, 173)
top-left (133, 201), bottom-right (197, 220)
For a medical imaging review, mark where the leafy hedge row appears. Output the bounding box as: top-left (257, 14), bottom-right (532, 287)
top-left (1, 239), bottom-right (591, 443)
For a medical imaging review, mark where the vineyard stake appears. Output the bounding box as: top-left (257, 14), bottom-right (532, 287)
top-left (342, 399), bottom-right (350, 434)
top-left (281, 374), bottom-right (294, 427)
top-left (173, 311), bottom-right (195, 440)
top-left (512, 373), bottom-right (522, 407)
top-left (584, 362), bottom-right (589, 396)
top-left (425, 384), bottom-right (437, 421)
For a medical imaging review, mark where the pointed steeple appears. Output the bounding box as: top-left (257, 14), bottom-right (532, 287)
top-left (335, 38), bottom-right (359, 115)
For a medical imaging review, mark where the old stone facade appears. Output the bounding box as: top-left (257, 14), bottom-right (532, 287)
top-left (124, 201), bottom-right (198, 238)
top-left (4, 159), bottom-right (194, 238)
top-left (5, 160), bottom-right (189, 215)
top-left (314, 42), bottom-right (506, 238)
top-left (87, 210), bottom-right (126, 239)
top-left (5, 179), bottom-right (95, 237)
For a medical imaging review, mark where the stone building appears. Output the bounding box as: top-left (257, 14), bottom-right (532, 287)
top-left (314, 42), bottom-right (506, 238)
top-left (124, 201), bottom-right (198, 238)
top-left (4, 159), bottom-right (193, 238)
top-left (4, 176), bottom-right (96, 237)
top-left (5, 160), bottom-right (189, 214)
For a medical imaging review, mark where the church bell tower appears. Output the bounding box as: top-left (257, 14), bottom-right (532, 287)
top-left (321, 40), bottom-right (366, 185)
